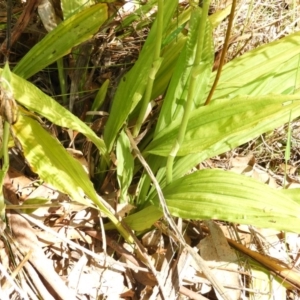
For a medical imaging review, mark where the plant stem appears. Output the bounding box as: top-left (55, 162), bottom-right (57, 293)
top-left (166, 1), bottom-right (210, 184)
top-left (0, 121), bottom-right (10, 220)
top-left (2, 122), bottom-right (9, 172)
top-left (204, 0), bottom-right (236, 105)
top-left (133, 0), bottom-right (164, 137)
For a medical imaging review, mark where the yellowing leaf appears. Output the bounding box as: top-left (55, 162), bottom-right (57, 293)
top-left (12, 115), bottom-right (96, 207)
top-left (0, 69), bottom-right (108, 160)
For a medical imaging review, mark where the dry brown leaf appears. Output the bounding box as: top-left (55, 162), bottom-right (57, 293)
top-left (142, 229), bottom-right (164, 249)
top-left (252, 168), bottom-right (271, 184)
top-left (7, 212), bottom-right (76, 300)
top-left (37, 226), bottom-right (92, 246)
top-left (229, 153), bottom-right (255, 175)
top-left (74, 268), bottom-right (126, 299)
top-left (198, 221), bottom-right (241, 300)
top-left (229, 155), bottom-right (281, 188)
top-left (70, 207), bottom-right (98, 227)
top-left (68, 254), bottom-right (88, 293)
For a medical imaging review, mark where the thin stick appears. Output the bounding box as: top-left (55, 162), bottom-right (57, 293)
top-left (204, 0), bottom-right (237, 105)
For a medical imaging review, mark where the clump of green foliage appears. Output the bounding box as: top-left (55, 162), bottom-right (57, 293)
top-left (1, 0), bottom-right (300, 253)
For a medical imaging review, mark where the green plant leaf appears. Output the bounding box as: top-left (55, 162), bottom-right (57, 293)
top-left (2, 62), bottom-right (12, 86)
top-left (105, 205), bottom-right (163, 232)
top-left (153, 169), bottom-right (300, 233)
top-left (85, 78), bottom-right (109, 123)
top-left (13, 3), bottom-right (107, 79)
top-left (91, 79), bottom-right (109, 112)
top-left (146, 94), bottom-right (300, 156)
top-left (209, 31), bottom-right (300, 101)
top-left (150, 6), bottom-right (191, 99)
top-left (142, 33), bottom-right (300, 194)
top-left (0, 69), bottom-right (108, 160)
top-left (281, 189), bottom-right (300, 206)
top-left (12, 114), bottom-right (99, 208)
top-left (151, 35), bottom-right (187, 100)
top-left (135, 154), bottom-right (166, 206)
top-left (141, 95), bottom-right (300, 202)
top-left (103, 0), bottom-right (178, 152)
top-left (155, 8), bottom-right (214, 134)
top-left (11, 114), bottom-right (134, 243)
top-left (151, 4), bottom-right (232, 101)
top-left (209, 4), bottom-right (232, 28)
top-left (12, 114), bottom-right (136, 242)
top-left (61, 0), bottom-right (95, 19)
top-left (116, 130), bottom-right (134, 202)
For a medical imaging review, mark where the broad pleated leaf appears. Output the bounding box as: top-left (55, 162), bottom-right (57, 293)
top-left (12, 115), bottom-right (108, 213)
top-left (116, 130), bottom-right (134, 202)
top-left (11, 114), bottom-right (135, 239)
top-left (281, 189), bottom-right (300, 206)
top-left (152, 169), bottom-right (300, 233)
top-left (146, 94), bottom-right (300, 156)
top-left (103, 0), bottom-right (178, 152)
top-left (13, 4), bottom-right (107, 79)
top-left (0, 69), bottom-right (107, 159)
top-left (209, 31), bottom-right (300, 101)
top-left (155, 7), bottom-right (214, 134)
